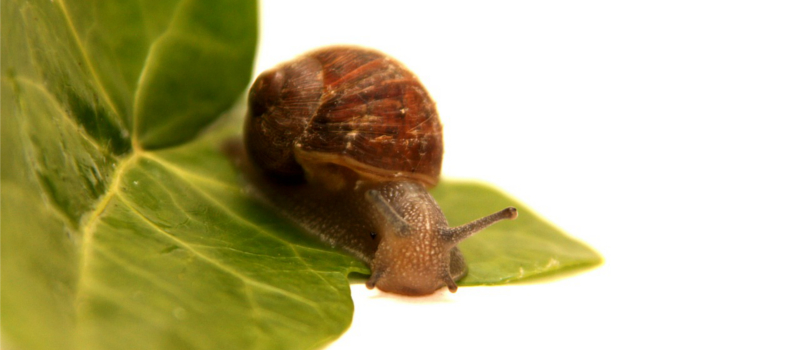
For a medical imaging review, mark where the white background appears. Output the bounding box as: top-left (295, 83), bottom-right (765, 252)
top-left (255, 1), bottom-right (799, 349)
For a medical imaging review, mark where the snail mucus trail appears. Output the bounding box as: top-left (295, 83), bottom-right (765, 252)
top-left (239, 46), bottom-right (517, 296)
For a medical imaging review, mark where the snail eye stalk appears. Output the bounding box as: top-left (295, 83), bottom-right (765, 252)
top-left (442, 207), bottom-right (518, 243)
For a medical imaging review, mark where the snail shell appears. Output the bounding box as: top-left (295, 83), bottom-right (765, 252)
top-left (243, 46), bottom-right (516, 296)
top-left (245, 46), bottom-right (442, 189)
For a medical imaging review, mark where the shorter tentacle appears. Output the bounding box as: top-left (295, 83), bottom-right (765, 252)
top-left (366, 270), bottom-right (384, 290)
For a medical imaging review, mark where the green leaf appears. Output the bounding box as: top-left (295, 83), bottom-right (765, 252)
top-left (132, 1), bottom-right (257, 148)
top-left (431, 183), bottom-right (602, 285)
top-left (1, 0), bottom-right (601, 349)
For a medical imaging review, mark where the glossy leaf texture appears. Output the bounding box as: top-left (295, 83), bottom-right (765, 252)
top-left (431, 184), bottom-right (602, 285)
top-left (1, 0), bottom-right (601, 349)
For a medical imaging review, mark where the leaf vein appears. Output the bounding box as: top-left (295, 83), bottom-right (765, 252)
top-left (8, 75), bottom-right (110, 153)
top-left (54, 0), bottom-right (124, 126)
top-left (131, 0), bottom-right (190, 143)
top-left (241, 283), bottom-right (263, 350)
top-left (141, 152), bottom-right (240, 190)
top-left (144, 153), bottom-right (344, 292)
top-left (74, 154), bottom-right (139, 309)
top-left (115, 194), bottom-right (320, 308)
top-left (91, 245), bottom-right (208, 307)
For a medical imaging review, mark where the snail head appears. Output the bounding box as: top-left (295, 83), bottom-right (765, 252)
top-left (364, 186), bottom-right (517, 296)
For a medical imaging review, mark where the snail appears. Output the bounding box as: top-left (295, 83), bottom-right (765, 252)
top-left (241, 46), bottom-right (517, 296)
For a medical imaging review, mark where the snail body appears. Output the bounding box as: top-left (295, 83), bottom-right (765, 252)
top-left (244, 46), bottom-right (516, 296)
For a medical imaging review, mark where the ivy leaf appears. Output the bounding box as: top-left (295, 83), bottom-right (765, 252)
top-left (431, 183), bottom-right (602, 285)
top-left (0, 1), bottom-right (601, 350)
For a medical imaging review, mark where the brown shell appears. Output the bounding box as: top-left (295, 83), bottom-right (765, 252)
top-left (245, 46), bottom-right (443, 187)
